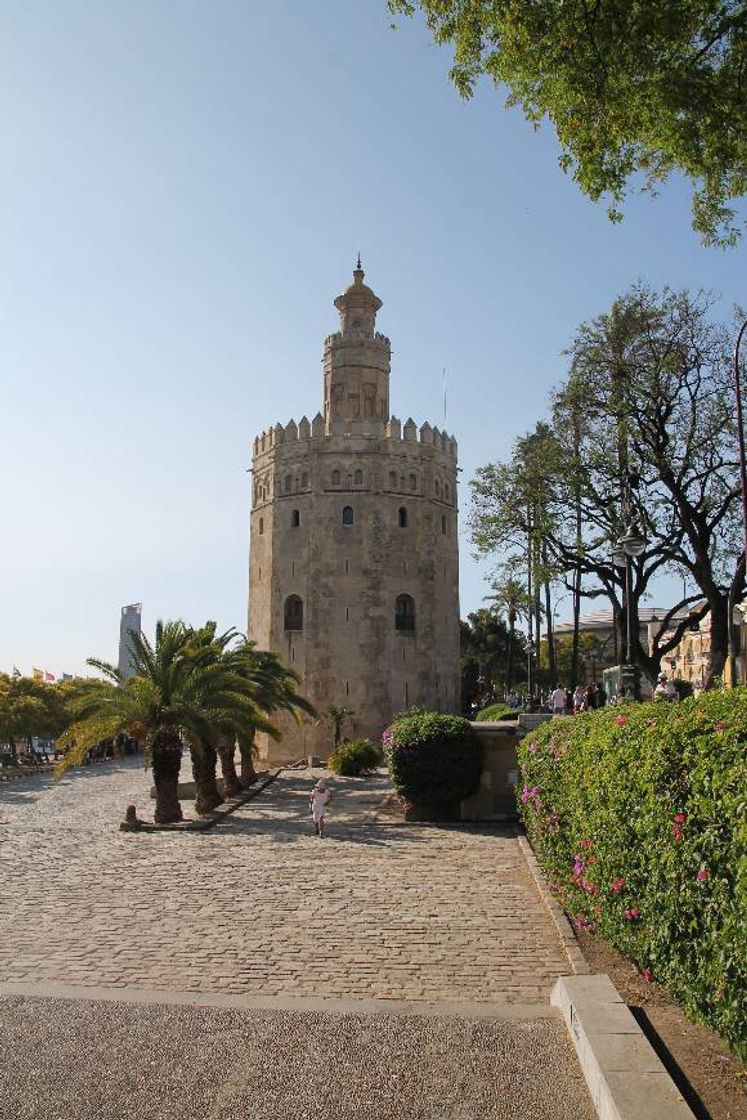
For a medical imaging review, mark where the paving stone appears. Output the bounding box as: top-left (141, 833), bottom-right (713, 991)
top-left (0, 759), bottom-right (574, 1004)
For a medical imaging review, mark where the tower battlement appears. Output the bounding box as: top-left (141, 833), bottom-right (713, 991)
top-left (252, 416), bottom-right (458, 461)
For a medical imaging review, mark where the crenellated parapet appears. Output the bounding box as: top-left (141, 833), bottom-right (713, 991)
top-left (252, 415), bottom-right (458, 461)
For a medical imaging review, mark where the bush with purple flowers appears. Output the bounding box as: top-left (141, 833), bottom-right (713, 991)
top-left (383, 710), bottom-right (482, 819)
top-left (517, 689), bottom-right (747, 1059)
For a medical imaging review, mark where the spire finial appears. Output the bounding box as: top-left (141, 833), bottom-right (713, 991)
top-left (356, 251), bottom-right (361, 270)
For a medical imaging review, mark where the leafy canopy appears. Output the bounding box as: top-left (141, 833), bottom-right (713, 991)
top-left (390, 1), bottom-right (747, 245)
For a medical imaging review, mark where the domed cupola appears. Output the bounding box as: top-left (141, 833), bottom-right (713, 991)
top-left (334, 256), bottom-right (382, 339)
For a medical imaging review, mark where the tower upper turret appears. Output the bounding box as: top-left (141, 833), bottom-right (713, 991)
top-left (324, 260), bottom-right (391, 433)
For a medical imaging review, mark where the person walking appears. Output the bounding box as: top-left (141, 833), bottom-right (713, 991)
top-left (550, 684), bottom-right (566, 717)
top-left (309, 778), bottom-right (332, 837)
top-left (572, 684), bottom-right (585, 714)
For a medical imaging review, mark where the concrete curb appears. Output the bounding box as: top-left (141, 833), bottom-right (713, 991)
top-left (551, 975), bottom-right (696, 1119)
top-left (121, 768), bottom-right (282, 833)
top-left (0, 980), bottom-right (559, 1020)
top-left (513, 828), bottom-right (590, 976)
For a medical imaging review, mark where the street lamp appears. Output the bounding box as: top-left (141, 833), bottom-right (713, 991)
top-left (613, 524), bottom-right (646, 698)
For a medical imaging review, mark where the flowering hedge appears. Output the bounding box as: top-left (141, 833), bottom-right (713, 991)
top-left (517, 690), bottom-right (747, 1059)
top-left (383, 711), bottom-right (482, 818)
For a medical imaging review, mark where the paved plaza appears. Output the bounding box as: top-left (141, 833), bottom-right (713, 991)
top-left (0, 757), bottom-right (596, 1118)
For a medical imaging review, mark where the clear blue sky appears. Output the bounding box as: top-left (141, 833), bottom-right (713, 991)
top-left (2, 1), bottom-right (745, 676)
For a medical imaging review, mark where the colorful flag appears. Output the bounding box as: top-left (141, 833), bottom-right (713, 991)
top-left (45, 671), bottom-right (56, 682)
top-left (12, 664), bottom-right (21, 677)
top-left (61, 673), bottom-right (73, 681)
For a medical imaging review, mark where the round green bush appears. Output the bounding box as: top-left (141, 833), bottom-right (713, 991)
top-left (383, 711), bottom-right (483, 817)
top-left (327, 738), bottom-right (382, 777)
top-left (475, 702), bottom-right (520, 721)
top-left (517, 690), bottom-right (747, 1059)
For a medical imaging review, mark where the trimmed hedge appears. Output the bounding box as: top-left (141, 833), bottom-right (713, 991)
top-left (517, 690), bottom-right (747, 1059)
top-left (383, 710), bottom-right (482, 817)
top-left (327, 738), bottom-right (382, 777)
top-left (475, 702), bottom-right (520, 722)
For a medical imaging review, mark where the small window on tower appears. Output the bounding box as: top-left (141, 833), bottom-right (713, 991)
top-left (342, 506), bottom-right (354, 526)
top-left (354, 469), bottom-right (363, 486)
top-left (441, 515), bottom-right (447, 535)
top-left (395, 594), bottom-right (415, 632)
top-left (259, 517), bottom-right (264, 535)
top-left (445, 482), bottom-right (450, 501)
top-left (398, 507), bottom-right (407, 528)
top-left (285, 474), bottom-right (292, 493)
top-left (389, 471), bottom-right (397, 489)
top-left (409, 473), bottom-right (417, 492)
top-left (435, 479), bottom-right (441, 498)
top-left (301, 471), bottom-right (309, 488)
top-left (284, 595), bottom-right (303, 631)
top-left (332, 469), bottom-right (341, 486)
top-left (291, 509), bottom-right (300, 528)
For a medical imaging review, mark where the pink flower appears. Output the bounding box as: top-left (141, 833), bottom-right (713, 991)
top-left (573, 913), bottom-right (589, 931)
top-left (528, 742), bottom-right (538, 754)
top-left (581, 838), bottom-right (593, 850)
top-left (641, 968), bottom-right (653, 983)
top-left (696, 869), bottom-right (710, 882)
top-left (616, 715), bottom-right (628, 727)
top-left (611, 878), bottom-right (626, 893)
top-left (670, 826), bottom-right (683, 841)
top-left (587, 854), bottom-right (597, 865)
top-left (624, 907), bottom-right (640, 921)
top-left (673, 812), bottom-right (687, 824)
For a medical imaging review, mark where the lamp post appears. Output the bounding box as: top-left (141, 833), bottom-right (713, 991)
top-left (526, 639), bottom-right (535, 705)
top-left (613, 524), bottom-right (646, 698)
top-left (734, 319), bottom-right (747, 567)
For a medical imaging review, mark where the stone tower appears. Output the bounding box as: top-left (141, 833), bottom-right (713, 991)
top-left (248, 263), bottom-right (460, 762)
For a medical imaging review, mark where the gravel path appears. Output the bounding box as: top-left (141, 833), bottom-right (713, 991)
top-left (0, 994), bottom-right (596, 1120)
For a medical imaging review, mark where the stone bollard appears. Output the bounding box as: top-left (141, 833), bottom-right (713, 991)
top-left (119, 804), bottom-right (142, 831)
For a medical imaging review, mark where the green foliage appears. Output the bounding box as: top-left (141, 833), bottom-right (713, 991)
top-left (384, 711), bottom-right (483, 815)
top-left (321, 704), bottom-right (354, 747)
top-left (327, 738), bottom-right (383, 777)
top-left (475, 702), bottom-right (519, 721)
top-left (517, 690), bottom-right (747, 1058)
top-left (390, 0), bottom-right (747, 246)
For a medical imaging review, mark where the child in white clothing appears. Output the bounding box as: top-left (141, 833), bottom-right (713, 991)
top-left (309, 780), bottom-right (331, 837)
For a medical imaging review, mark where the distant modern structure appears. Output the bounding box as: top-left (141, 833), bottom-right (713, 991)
top-left (118, 604), bottom-right (142, 678)
top-left (248, 263), bottom-right (461, 762)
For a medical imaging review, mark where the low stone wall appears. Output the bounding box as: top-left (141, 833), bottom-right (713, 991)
top-left (460, 722), bottom-right (522, 820)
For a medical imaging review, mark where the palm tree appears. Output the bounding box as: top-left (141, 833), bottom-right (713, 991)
top-left (56, 620), bottom-right (265, 823)
top-left (231, 646), bottom-right (316, 784)
top-left (322, 703), bottom-right (354, 749)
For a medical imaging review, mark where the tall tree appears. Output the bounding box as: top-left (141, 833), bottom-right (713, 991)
top-left (389, 0), bottom-right (747, 245)
top-left (471, 286), bottom-right (741, 685)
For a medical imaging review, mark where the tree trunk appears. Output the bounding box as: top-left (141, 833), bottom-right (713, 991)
top-left (191, 740), bottom-right (222, 815)
top-left (239, 734), bottom-right (258, 786)
top-left (152, 738), bottom-right (183, 824)
top-left (217, 737), bottom-right (242, 797)
top-left (506, 615), bottom-right (515, 689)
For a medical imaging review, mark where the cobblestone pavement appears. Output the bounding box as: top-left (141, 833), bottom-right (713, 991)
top-left (0, 758), bottom-right (574, 1004)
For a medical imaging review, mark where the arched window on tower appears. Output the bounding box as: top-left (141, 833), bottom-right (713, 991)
top-left (398, 507), bottom-right (407, 528)
top-left (291, 509), bottom-right (300, 528)
top-left (389, 471), bottom-right (397, 489)
top-left (258, 517), bottom-right (264, 535)
top-left (301, 471), bottom-right (309, 488)
top-left (331, 469), bottom-right (341, 487)
top-left (445, 482), bottom-right (450, 502)
top-left (441, 515), bottom-right (447, 535)
top-left (342, 505), bottom-right (354, 526)
top-left (354, 468), bottom-right (363, 486)
top-left (409, 473), bottom-right (417, 492)
top-left (435, 479), bottom-right (441, 498)
top-left (395, 594), bottom-right (415, 632)
top-left (284, 595), bottom-right (303, 631)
